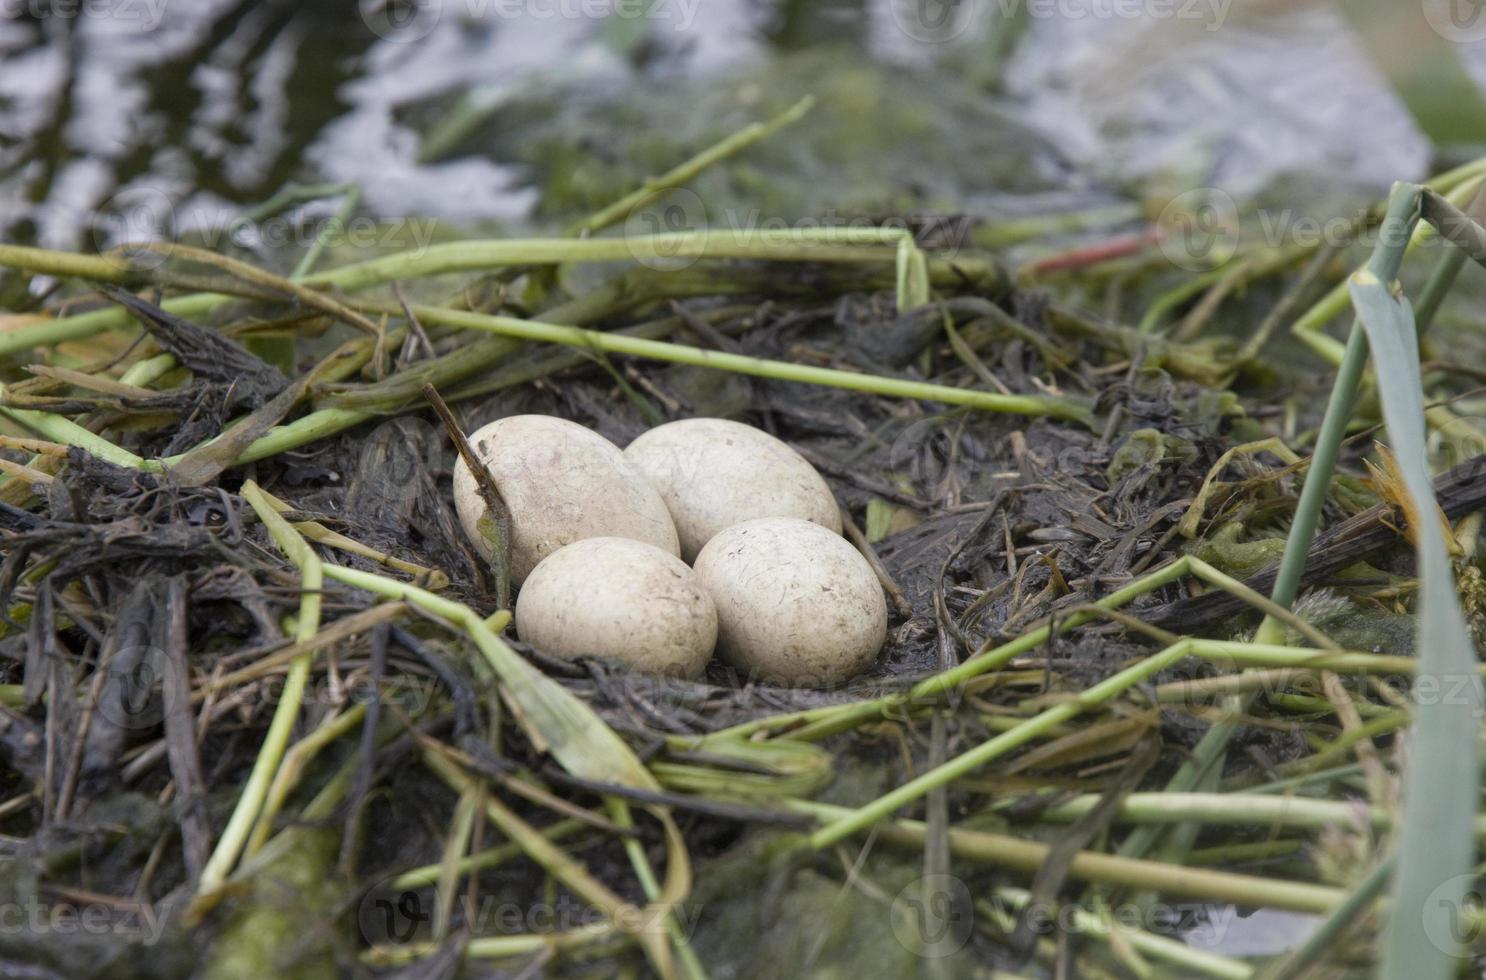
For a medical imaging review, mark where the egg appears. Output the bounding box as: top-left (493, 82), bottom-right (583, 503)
top-left (452, 415), bottom-right (679, 583)
top-left (515, 538), bottom-right (717, 677)
top-left (693, 518), bottom-right (887, 686)
top-left (623, 417), bottom-right (842, 561)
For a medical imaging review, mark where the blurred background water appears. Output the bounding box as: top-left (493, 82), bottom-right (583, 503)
top-left (3, 0), bottom-right (1484, 262)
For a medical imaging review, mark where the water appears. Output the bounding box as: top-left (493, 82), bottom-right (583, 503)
top-left (4, 0), bottom-right (1482, 262)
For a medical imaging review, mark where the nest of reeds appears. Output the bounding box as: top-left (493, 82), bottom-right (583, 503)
top-left (3, 105), bottom-right (1486, 978)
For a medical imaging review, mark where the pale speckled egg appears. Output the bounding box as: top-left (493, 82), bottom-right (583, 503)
top-left (693, 518), bottom-right (886, 686)
top-left (452, 415), bottom-right (679, 584)
top-left (515, 537), bottom-right (717, 677)
top-left (623, 417), bottom-right (841, 562)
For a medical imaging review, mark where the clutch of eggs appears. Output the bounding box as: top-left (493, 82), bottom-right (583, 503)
top-left (454, 414), bottom-right (887, 685)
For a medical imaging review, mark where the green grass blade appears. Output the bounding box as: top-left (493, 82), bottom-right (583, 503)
top-left (1349, 272), bottom-right (1484, 977)
top-left (318, 562), bottom-right (660, 793)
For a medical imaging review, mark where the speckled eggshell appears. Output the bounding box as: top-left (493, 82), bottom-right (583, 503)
top-left (515, 538), bottom-right (717, 677)
top-left (452, 415), bottom-right (679, 584)
top-left (622, 417), bottom-right (842, 561)
top-left (693, 518), bottom-right (886, 687)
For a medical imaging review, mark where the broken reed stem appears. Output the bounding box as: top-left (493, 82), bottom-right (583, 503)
top-left (606, 799), bottom-right (708, 980)
top-left (807, 638), bottom-right (1200, 849)
top-left (1125, 183), bottom-right (1476, 910)
top-left (124, 241), bottom-right (381, 335)
top-left (367, 925), bottom-right (617, 967)
top-left (379, 301), bottom-right (1092, 425)
top-left (421, 749), bottom-right (676, 978)
top-left (298, 228), bottom-right (921, 291)
top-left (1024, 791), bottom-right (1486, 838)
top-left (0, 235), bottom-right (984, 493)
top-left (1289, 173), bottom-right (1484, 365)
top-left (0, 382), bottom-right (147, 469)
top-left (197, 481), bottom-right (324, 900)
top-left (389, 819), bottom-right (588, 890)
top-left (712, 556), bottom-right (1196, 745)
top-left (569, 95), bottom-right (817, 236)
top-left (1137, 157), bottom-right (1486, 337)
top-left (233, 520), bottom-right (691, 971)
top-left (805, 629), bottom-right (1439, 849)
top-left (1258, 184), bottom-right (1423, 642)
top-left (789, 799), bottom-right (1345, 914)
top-left (0, 244), bottom-right (137, 283)
top-left (0, 222), bottom-right (970, 358)
top-left (1142, 157), bottom-right (1486, 339)
top-left (3, 294), bottom-right (1087, 492)
top-left (988, 887), bottom-right (1252, 980)
top-left (422, 383), bottom-right (511, 607)
top-left (311, 560), bottom-right (662, 794)
top-left (735, 533), bottom-right (1433, 851)
top-left (243, 704), bottom-right (368, 860)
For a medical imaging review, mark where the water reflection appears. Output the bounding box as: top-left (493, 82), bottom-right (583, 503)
top-left (1, 1), bottom-right (1482, 259)
top-left (3, 2), bottom-right (366, 250)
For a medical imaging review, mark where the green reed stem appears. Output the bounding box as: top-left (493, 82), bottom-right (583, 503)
top-left (199, 482), bottom-right (323, 896)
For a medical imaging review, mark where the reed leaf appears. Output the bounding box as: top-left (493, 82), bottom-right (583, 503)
top-left (1349, 269), bottom-right (1484, 977)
